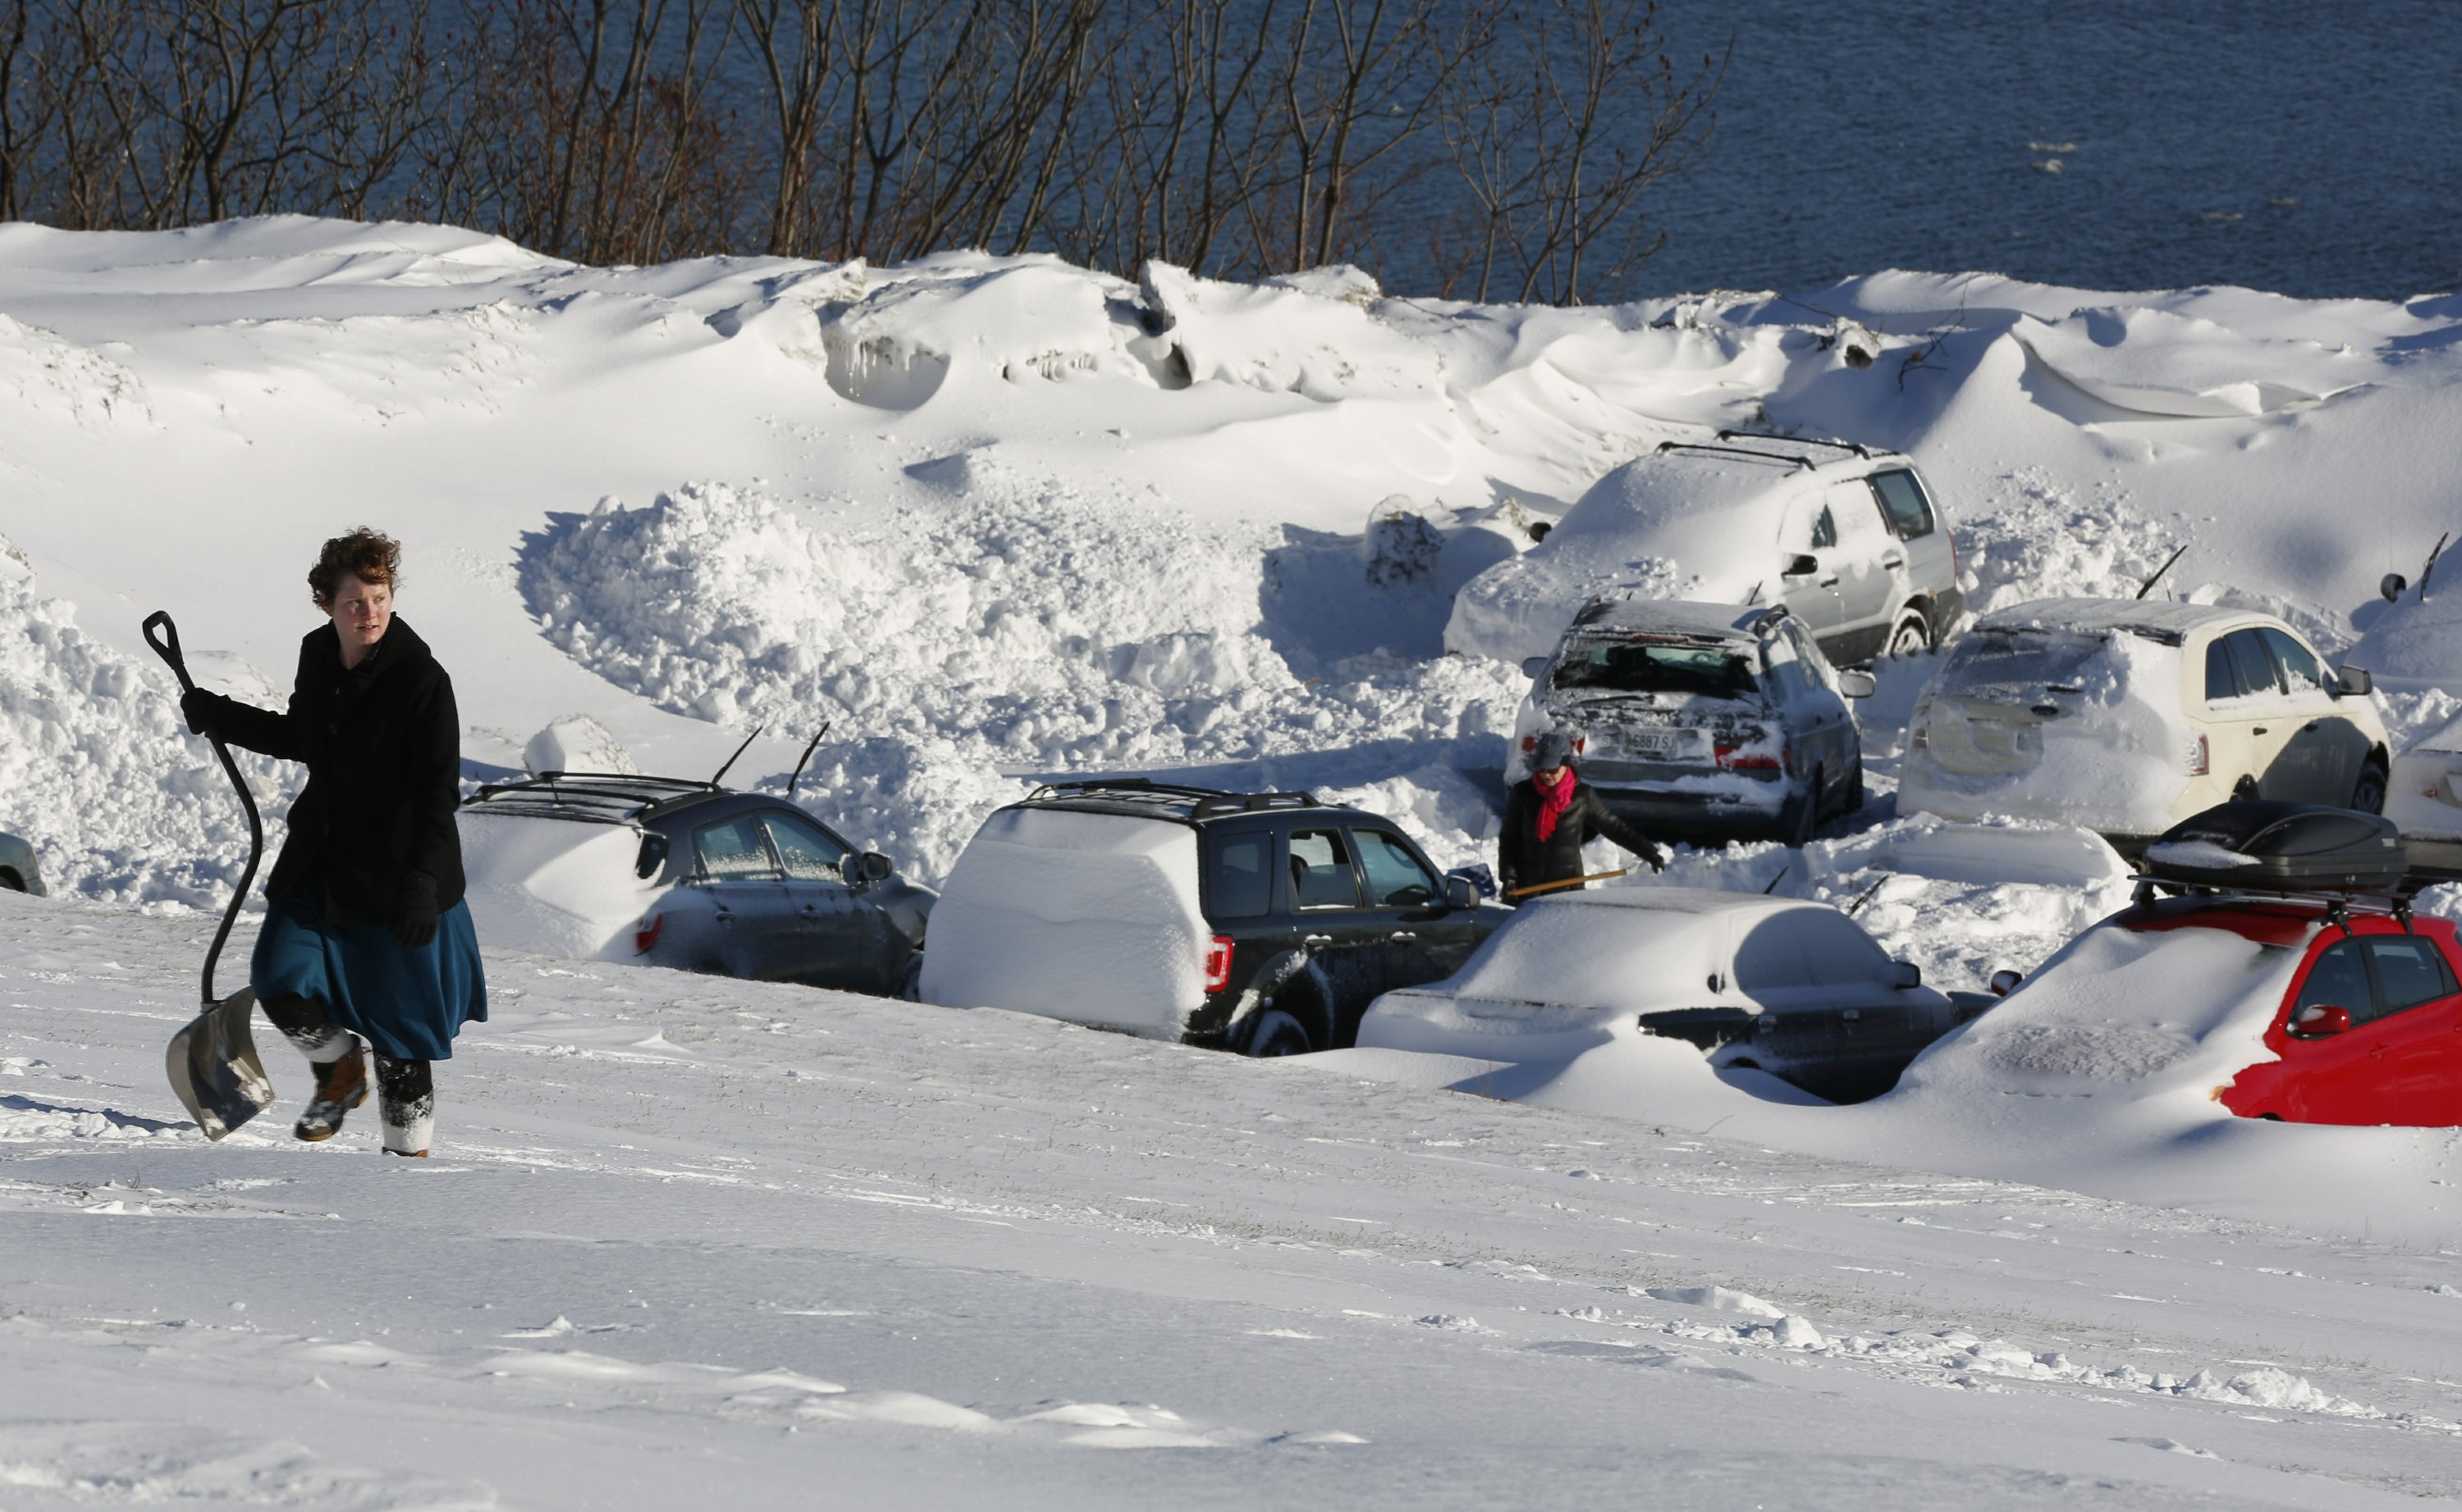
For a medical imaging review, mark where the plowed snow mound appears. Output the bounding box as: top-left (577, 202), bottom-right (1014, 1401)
top-left (519, 477), bottom-right (1526, 876)
top-left (0, 569), bottom-right (295, 904)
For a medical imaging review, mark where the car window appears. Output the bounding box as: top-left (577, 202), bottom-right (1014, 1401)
top-left (1829, 483), bottom-right (1887, 545)
top-left (1787, 909), bottom-right (1896, 985)
top-left (1732, 916), bottom-right (1814, 992)
top-left (1207, 832), bottom-right (1274, 920)
top-left (1553, 637), bottom-right (1757, 697)
top-left (1288, 829), bottom-right (1361, 909)
top-left (1353, 829), bottom-right (1438, 907)
top-left (1781, 620), bottom-right (1833, 690)
top-left (2367, 937), bottom-right (2460, 1015)
top-left (762, 811), bottom-right (849, 881)
top-left (1938, 628), bottom-right (2106, 698)
top-left (2292, 938), bottom-right (2373, 1021)
top-left (1810, 505), bottom-right (1837, 550)
top-left (2224, 629), bottom-right (2281, 698)
top-left (2203, 639), bottom-right (2245, 701)
top-left (2257, 628), bottom-right (2326, 695)
top-left (1869, 471), bottom-right (1936, 540)
top-left (694, 815), bottom-right (780, 880)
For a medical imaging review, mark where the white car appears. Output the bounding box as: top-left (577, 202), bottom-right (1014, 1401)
top-left (1900, 599), bottom-right (2391, 852)
top-left (1355, 887), bottom-right (1970, 1103)
top-left (2386, 711), bottom-right (2462, 879)
top-left (1446, 432), bottom-right (1962, 669)
top-left (1507, 601), bottom-right (1875, 846)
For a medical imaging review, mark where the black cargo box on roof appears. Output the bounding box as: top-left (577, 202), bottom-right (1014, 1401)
top-left (2143, 800), bottom-right (2408, 893)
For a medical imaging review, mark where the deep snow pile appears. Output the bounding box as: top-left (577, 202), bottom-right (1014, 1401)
top-left (0, 560), bottom-right (294, 905)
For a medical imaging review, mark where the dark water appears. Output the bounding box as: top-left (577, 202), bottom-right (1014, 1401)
top-left (1624, 0), bottom-right (2462, 300)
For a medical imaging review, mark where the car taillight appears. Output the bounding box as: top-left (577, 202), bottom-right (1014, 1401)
top-left (1713, 741), bottom-right (1782, 771)
top-left (2186, 733), bottom-right (2209, 776)
top-left (634, 913), bottom-right (663, 954)
top-left (1521, 735), bottom-right (1537, 754)
top-left (1203, 934), bottom-right (1234, 994)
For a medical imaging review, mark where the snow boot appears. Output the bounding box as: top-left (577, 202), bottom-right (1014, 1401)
top-left (376, 1055), bottom-right (434, 1157)
top-left (294, 1045), bottom-right (369, 1142)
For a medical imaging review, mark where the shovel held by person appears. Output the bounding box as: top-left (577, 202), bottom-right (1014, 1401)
top-left (143, 609), bottom-right (277, 1139)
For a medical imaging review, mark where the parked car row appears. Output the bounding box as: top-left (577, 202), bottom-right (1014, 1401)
top-left (446, 427), bottom-right (2459, 1130)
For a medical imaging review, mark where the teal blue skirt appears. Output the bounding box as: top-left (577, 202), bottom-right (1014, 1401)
top-left (249, 892), bottom-right (487, 1061)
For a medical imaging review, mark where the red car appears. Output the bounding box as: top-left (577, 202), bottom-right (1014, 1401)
top-left (2123, 897), bottom-right (2462, 1125)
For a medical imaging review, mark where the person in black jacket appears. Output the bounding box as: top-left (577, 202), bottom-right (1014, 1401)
top-left (1499, 728), bottom-right (1669, 902)
top-left (181, 528), bottom-right (483, 1155)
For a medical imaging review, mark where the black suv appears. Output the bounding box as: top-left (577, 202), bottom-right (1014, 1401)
top-left (918, 779), bottom-right (1503, 1055)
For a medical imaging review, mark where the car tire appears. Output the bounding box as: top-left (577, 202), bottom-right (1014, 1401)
top-left (1241, 1008), bottom-right (1314, 1058)
top-left (0, 870), bottom-right (21, 893)
top-left (2350, 760), bottom-right (2389, 815)
top-left (1884, 613), bottom-right (1931, 658)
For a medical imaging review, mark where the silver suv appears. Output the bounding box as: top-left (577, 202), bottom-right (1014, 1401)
top-left (1447, 431), bottom-right (1964, 669)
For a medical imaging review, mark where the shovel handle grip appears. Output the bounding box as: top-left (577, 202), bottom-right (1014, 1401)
top-left (141, 610), bottom-right (194, 692)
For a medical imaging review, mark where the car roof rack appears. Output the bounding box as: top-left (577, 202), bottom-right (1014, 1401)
top-left (464, 772), bottom-right (723, 825)
top-left (1022, 777), bottom-right (1325, 819)
top-left (1714, 428), bottom-right (1875, 459)
top-left (1653, 440), bottom-right (1815, 471)
top-left (2126, 875), bottom-right (2420, 934)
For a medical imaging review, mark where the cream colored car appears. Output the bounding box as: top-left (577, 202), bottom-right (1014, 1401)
top-left (1899, 599), bottom-right (2390, 851)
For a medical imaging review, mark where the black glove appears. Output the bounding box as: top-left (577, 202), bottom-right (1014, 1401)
top-left (179, 687), bottom-right (217, 737)
top-left (1644, 845), bottom-right (1669, 875)
top-left (393, 872), bottom-right (439, 949)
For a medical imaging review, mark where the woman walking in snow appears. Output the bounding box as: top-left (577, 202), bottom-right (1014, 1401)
top-left (181, 528), bottom-right (483, 1156)
top-left (1499, 728), bottom-right (1668, 901)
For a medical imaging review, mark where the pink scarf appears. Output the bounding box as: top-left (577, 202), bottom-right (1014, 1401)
top-left (1534, 768), bottom-right (1577, 843)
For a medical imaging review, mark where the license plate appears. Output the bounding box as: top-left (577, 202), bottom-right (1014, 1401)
top-left (1622, 729), bottom-right (1684, 759)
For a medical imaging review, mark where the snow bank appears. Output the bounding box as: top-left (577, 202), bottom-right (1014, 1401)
top-left (0, 570), bottom-right (295, 906)
top-left (522, 479), bottom-right (1524, 884)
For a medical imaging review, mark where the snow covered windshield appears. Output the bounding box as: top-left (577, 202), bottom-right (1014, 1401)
top-left (1936, 628), bottom-right (2109, 701)
top-left (1553, 637), bottom-right (1758, 698)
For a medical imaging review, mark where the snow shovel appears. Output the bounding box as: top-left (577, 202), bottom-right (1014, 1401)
top-left (143, 610), bottom-right (274, 1140)
top-left (1503, 868), bottom-right (1631, 900)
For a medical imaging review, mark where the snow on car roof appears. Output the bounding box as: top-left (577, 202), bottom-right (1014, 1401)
top-left (1526, 884), bottom-right (1811, 918)
top-left (1548, 447), bottom-right (1823, 548)
top-left (1563, 598), bottom-right (1777, 642)
top-left (1970, 596), bottom-right (2266, 643)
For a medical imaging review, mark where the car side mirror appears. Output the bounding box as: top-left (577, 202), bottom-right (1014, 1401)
top-left (1443, 875), bottom-right (1480, 911)
top-left (1836, 668), bottom-right (1878, 699)
top-left (1522, 656), bottom-right (1550, 678)
top-left (2381, 573), bottom-right (2408, 603)
top-left (2290, 1003), bottom-right (2351, 1038)
top-left (1887, 960), bottom-right (1921, 989)
top-left (634, 832), bottom-right (670, 880)
top-left (1782, 554), bottom-right (1820, 578)
top-left (839, 851), bottom-right (895, 885)
top-left (2334, 665), bottom-right (2373, 697)
top-left (1988, 968), bottom-right (2023, 998)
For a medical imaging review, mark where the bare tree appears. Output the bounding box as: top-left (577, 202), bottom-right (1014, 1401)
top-left (1437, 0), bottom-right (1724, 304)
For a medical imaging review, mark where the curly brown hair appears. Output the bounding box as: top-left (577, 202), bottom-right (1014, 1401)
top-left (308, 528), bottom-right (402, 605)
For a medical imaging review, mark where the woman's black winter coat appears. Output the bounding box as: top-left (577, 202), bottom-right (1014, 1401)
top-left (189, 617), bottom-right (464, 929)
top-left (1498, 775), bottom-right (1667, 898)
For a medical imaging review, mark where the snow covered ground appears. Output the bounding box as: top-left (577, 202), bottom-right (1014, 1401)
top-left (10, 894), bottom-right (2462, 1509)
top-left (6, 217), bottom-right (2462, 1504)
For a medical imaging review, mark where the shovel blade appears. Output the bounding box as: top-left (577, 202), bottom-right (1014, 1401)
top-left (165, 989), bottom-right (273, 1140)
